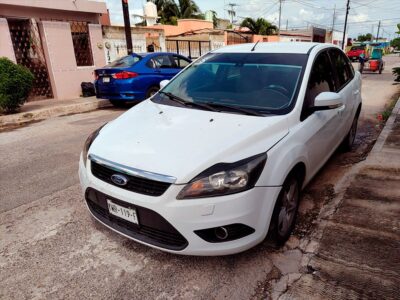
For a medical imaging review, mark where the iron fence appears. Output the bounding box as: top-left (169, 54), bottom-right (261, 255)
top-left (166, 40), bottom-right (211, 59)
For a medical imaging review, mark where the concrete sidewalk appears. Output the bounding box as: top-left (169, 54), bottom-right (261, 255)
top-left (0, 96), bottom-right (111, 131)
top-left (280, 99), bottom-right (400, 299)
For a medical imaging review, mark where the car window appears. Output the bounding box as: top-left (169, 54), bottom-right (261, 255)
top-left (329, 49), bottom-right (353, 90)
top-left (147, 55), bottom-right (174, 69)
top-left (172, 55), bottom-right (191, 68)
top-left (350, 46), bottom-right (365, 51)
top-left (302, 51), bottom-right (335, 120)
top-left (154, 52), bottom-right (308, 114)
top-left (106, 55), bottom-right (141, 67)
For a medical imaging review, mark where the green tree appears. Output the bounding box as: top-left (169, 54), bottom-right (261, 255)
top-left (240, 17), bottom-right (277, 35)
top-left (357, 33), bottom-right (373, 42)
top-left (391, 37), bottom-right (400, 49)
top-left (396, 23), bottom-right (400, 34)
top-left (151, 0), bottom-right (203, 25)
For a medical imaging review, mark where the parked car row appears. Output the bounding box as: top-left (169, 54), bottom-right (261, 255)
top-left (82, 42), bottom-right (362, 255)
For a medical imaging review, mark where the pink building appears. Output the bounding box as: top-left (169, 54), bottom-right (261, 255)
top-left (0, 0), bottom-right (107, 101)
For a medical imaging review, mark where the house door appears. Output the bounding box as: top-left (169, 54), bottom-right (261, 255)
top-left (7, 18), bottom-right (53, 101)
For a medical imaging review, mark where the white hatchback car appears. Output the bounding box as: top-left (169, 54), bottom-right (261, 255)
top-left (79, 42), bottom-right (362, 256)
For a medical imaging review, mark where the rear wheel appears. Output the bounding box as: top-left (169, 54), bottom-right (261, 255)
top-left (146, 86), bottom-right (159, 98)
top-left (271, 174), bottom-right (301, 245)
top-left (109, 100), bottom-right (127, 108)
top-left (341, 114), bottom-right (359, 151)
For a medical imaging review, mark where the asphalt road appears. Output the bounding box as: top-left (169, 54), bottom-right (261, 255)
top-left (0, 55), bottom-right (399, 300)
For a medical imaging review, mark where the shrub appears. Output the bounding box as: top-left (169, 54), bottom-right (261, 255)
top-left (393, 67), bottom-right (400, 82)
top-left (0, 57), bottom-right (34, 113)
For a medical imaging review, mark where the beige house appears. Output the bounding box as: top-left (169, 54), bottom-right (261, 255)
top-left (0, 0), bottom-right (107, 101)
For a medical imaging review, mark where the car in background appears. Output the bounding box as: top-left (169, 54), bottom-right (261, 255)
top-left (94, 52), bottom-right (191, 107)
top-left (80, 43), bottom-right (362, 255)
top-left (346, 45), bottom-right (368, 62)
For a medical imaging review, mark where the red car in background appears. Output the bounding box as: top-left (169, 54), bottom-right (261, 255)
top-left (346, 45), bottom-right (368, 62)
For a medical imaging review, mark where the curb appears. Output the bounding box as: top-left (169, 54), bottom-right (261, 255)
top-left (0, 99), bottom-right (112, 131)
top-left (369, 97), bottom-right (400, 155)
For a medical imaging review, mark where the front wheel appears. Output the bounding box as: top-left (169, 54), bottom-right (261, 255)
top-left (271, 175), bottom-right (301, 245)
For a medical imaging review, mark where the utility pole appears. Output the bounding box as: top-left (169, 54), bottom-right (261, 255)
top-left (286, 19), bottom-right (288, 30)
top-left (376, 20), bottom-right (381, 42)
top-left (332, 4), bottom-right (336, 31)
top-left (122, 0), bottom-right (133, 54)
top-left (227, 3), bottom-right (238, 25)
top-left (342, 0), bottom-right (350, 50)
top-left (278, 0), bottom-right (283, 37)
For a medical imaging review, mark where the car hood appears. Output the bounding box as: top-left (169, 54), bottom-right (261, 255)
top-left (89, 100), bottom-right (289, 184)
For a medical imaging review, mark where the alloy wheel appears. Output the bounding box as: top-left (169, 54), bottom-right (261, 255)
top-left (277, 179), bottom-right (299, 237)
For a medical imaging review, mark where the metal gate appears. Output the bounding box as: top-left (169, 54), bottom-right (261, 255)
top-left (166, 40), bottom-right (211, 59)
top-left (226, 31), bottom-right (252, 45)
top-left (8, 18), bottom-right (53, 100)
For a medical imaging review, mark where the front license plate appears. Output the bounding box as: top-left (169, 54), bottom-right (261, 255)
top-left (103, 77), bottom-right (110, 83)
top-left (107, 199), bottom-right (138, 224)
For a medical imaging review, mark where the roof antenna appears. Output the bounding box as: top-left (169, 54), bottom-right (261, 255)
top-left (251, 41), bottom-right (259, 51)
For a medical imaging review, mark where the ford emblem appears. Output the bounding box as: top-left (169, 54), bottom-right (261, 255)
top-left (111, 174), bottom-right (128, 186)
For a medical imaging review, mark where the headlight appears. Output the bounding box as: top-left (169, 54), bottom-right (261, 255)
top-left (82, 123), bottom-right (107, 167)
top-left (177, 153), bottom-right (267, 199)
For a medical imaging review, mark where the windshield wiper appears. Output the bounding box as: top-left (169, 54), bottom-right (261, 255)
top-left (203, 102), bottom-right (264, 116)
top-left (159, 91), bottom-right (219, 112)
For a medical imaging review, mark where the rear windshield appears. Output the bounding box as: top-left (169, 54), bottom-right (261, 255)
top-left (155, 52), bottom-right (307, 114)
top-left (350, 46), bottom-right (365, 51)
top-left (106, 55), bottom-right (141, 67)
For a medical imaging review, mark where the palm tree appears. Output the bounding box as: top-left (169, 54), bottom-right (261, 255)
top-left (151, 0), bottom-right (203, 25)
top-left (240, 17), bottom-right (278, 35)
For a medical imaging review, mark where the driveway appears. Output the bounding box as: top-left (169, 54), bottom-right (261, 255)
top-left (0, 55), bottom-right (399, 299)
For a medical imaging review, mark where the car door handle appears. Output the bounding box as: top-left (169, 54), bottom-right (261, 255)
top-left (353, 89), bottom-right (360, 95)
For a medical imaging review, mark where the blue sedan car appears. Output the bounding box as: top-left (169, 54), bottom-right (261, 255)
top-left (94, 52), bottom-right (191, 107)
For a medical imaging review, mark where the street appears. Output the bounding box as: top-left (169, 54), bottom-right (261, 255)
top-left (1, 55), bottom-right (399, 299)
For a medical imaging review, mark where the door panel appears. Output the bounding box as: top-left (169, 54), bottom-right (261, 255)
top-left (300, 51), bottom-right (340, 177)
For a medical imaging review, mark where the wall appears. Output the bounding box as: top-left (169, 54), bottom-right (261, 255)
top-left (0, 0), bottom-right (106, 14)
top-left (251, 35), bottom-right (279, 42)
top-left (102, 26), bottom-right (165, 63)
top-left (0, 18), bottom-right (16, 62)
top-left (40, 21), bottom-right (105, 100)
top-left (149, 19), bottom-right (213, 37)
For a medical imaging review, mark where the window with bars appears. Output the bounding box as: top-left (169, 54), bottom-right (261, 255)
top-left (70, 21), bottom-right (94, 66)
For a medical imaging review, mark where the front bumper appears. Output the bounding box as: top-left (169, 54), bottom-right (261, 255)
top-left (79, 157), bottom-right (281, 256)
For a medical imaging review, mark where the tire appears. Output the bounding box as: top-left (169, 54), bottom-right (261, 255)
top-left (109, 100), bottom-right (127, 108)
top-left (270, 174), bottom-right (301, 245)
top-left (146, 86), bottom-right (159, 98)
top-left (341, 114), bottom-right (359, 152)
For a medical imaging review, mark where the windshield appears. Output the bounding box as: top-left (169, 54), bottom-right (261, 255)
top-left (350, 46), bottom-right (365, 51)
top-left (106, 55), bottom-right (141, 67)
top-left (154, 52), bottom-right (307, 114)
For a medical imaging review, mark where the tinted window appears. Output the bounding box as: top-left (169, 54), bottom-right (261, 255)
top-left (302, 52), bottom-right (335, 120)
top-left (329, 49), bottom-right (353, 89)
top-left (153, 53), bottom-right (308, 114)
top-left (147, 55), bottom-right (174, 69)
top-left (350, 46), bottom-right (365, 51)
top-left (106, 55), bottom-right (141, 67)
top-left (173, 55), bottom-right (191, 68)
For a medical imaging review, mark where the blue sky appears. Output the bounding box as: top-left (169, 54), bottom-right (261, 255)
top-left (102, 0), bottom-right (400, 39)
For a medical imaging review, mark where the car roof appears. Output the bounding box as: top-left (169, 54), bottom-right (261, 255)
top-left (212, 42), bottom-right (335, 54)
top-left (136, 52), bottom-right (187, 57)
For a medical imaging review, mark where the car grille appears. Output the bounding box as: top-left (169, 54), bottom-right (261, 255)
top-left (90, 161), bottom-right (171, 196)
top-left (85, 188), bottom-right (188, 250)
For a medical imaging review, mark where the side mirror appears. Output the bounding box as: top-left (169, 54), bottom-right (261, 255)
top-left (160, 80), bottom-right (170, 89)
top-left (313, 92), bottom-right (343, 111)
